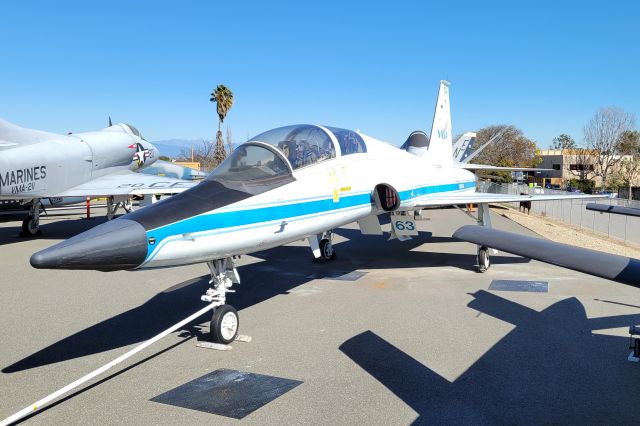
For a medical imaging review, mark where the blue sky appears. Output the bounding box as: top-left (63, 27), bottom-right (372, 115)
top-left (1, 1), bottom-right (638, 147)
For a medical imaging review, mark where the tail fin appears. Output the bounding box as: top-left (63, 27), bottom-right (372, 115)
top-left (426, 80), bottom-right (452, 166)
top-left (453, 132), bottom-right (477, 162)
top-left (0, 118), bottom-right (59, 150)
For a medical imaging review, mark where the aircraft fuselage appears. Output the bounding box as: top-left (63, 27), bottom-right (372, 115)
top-left (31, 129), bottom-right (477, 271)
top-left (0, 124), bottom-right (158, 200)
top-left (143, 138), bottom-right (475, 268)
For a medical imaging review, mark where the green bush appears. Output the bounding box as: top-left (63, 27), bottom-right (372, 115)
top-left (568, 179), bottom-right (595, 193)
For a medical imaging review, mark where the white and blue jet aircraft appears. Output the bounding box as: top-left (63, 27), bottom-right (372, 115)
top-left (31, 81), bottom-right (599, 344)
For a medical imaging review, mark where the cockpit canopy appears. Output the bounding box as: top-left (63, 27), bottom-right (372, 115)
top-left (325, 126), bottom-right (366, 156)
top-left (206, 143), bottom-right (290, 183)
top-left (250, 124), bottom-right (367, 169)
top-left (250, 125), bottom-right (336, 170)
top-left (122, 123), bottom-right (147, 141)
top-left (206, 124), bottom-right (368, 185)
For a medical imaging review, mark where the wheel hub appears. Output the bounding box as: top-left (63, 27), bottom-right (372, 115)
top-left (220, 312), bottom-right (238, 341)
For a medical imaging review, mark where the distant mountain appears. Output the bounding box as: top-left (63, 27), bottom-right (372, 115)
top-left (152, 139), bottom-right (204, 159)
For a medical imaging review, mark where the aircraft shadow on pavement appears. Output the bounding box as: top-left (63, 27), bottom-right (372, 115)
top-left (2, 227), bottom-right (529, 373)
top-left (0, 216), bottom-right (111, 245)
top-left (339, 290), bottom-right (640, 424)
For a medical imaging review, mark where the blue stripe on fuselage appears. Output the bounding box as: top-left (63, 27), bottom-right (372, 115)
top-left (144, 180), bottom-right (476, 259)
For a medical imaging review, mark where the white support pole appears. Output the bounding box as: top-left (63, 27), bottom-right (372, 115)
top-left (1, 302), bottom-right (216, 426)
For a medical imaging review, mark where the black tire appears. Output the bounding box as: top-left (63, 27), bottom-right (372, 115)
top-left (210, 304), bottom-right (239, 344)
top-left (319, 238), bottom-right (335, 262)
top-left (20, 215), bottom-right (40, 237)
top-left (477, 246), bottom-right (490, 273)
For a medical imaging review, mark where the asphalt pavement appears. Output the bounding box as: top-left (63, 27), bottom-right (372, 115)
top-left (1, 206), bottom-right (640, 425)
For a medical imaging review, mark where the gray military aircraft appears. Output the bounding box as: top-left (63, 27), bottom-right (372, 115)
top-left (0, 118), bottom-right (195, 236)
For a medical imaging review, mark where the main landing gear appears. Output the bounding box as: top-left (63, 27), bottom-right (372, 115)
top-left (319, 236), bottom-right (335, 262)
top-left (309, 230), bottom-right (336, 262)
top-left (477, 246), bottom-right (490, 273)
top-left (106, 196), bottom-right (134, 220)
top-left (20, 199), bottom-right (42, 237)
top-left (476, 203), bottom-right (493, 273)
top-left (202, 258), bottom-right (241, 344)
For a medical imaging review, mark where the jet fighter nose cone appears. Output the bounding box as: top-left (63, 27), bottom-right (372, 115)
top-left (30, 219), bottom-right (148, 271)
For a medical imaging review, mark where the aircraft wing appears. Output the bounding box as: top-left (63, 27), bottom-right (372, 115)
top-left (52, 170), bottom-right (198, 197)
top-left (453, 225), bottom-right (640, 287)
top-left (456, 163), bottom-right (551, 172)
top-left (408, 192), bottom-right (603, 208)
top-left (586, 203), bottom-right (640, 217)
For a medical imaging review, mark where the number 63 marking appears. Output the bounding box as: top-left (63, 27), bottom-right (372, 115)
top-left (394, 220), bottom-right (415, 231)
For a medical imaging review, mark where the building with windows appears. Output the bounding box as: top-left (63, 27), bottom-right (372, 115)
top-left (534, 149), bottom-right (636, 189)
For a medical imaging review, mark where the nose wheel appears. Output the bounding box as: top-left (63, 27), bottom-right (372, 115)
top-left (210, 304), bottom-right (239, 344)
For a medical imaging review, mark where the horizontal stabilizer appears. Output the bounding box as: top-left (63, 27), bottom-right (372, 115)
top-left (453, 225), bottom-right (640, 287)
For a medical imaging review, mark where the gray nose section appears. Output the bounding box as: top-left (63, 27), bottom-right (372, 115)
top-left (30, 219), bottom-right (148, 271)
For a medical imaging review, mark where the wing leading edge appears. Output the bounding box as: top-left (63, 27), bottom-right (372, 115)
top-left (408, 192), bottom-right (603, 208)
top-left (456, 164), bottom-right (552, 172)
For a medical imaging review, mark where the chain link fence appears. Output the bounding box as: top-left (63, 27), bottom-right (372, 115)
top-left (478, 180), bottom-right (640, 245)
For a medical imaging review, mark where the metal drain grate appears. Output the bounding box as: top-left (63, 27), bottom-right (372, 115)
top-left (489, 280), bottom-right (548, 293)
top-left (151, 369), bottom-right (303, 419)
top-left (307, 270), bottom-right (367, 281)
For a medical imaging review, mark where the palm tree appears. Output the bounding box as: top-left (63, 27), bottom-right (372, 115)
top-left (210, 84), bottom-right (234, 167)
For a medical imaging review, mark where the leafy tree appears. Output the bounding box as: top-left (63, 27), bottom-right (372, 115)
top-left (470, 125), bottom-right (541, 182)
top-left (210, 84), bottom-right (234, 167)
top-left (550, 134), bottom-right (576, 150)
top-left (159, 155), bottom-right (172, 162)
top-left (617, 130), bottom-right (640, 199)
top-left (618, 130), bottom-right (640, 155)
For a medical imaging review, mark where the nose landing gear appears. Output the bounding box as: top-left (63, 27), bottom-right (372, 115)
top-left (202, 258), bottom-right (241, 344)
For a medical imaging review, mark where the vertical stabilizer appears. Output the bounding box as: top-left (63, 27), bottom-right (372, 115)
top-left (426, 80), bottom-right (452, 166)
top-left (453, 132), bottom-right (477, 162)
